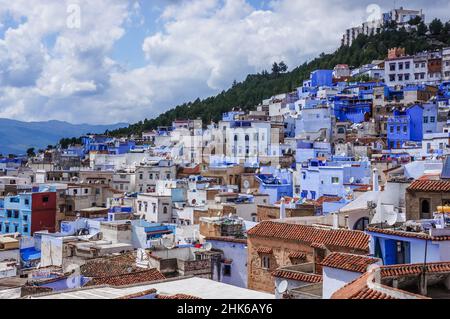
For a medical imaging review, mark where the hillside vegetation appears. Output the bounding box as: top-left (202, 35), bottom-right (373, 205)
top-left (106, 18), bottom-right (450, 138)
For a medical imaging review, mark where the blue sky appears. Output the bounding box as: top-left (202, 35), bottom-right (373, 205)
top-left (0, 0), bottom-right (448, 124)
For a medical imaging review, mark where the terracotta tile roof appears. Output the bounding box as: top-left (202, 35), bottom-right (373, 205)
top-left (350, 287), bottom-right (396, 299)
top-left (80, 254), bottom-right (138, 277)
top-left (380, 262), bottom-right (450, 278)
top-left (321, 253), bottom-right (380, 273)
top-left (315, 196), bottom-right (342, 206)
top-left (366, 227), bottom-right (450, 241)
top-left (332, 262), bottom-right (450, 299)
top-left (272, 269), bottom-right (322, 283)
top-left (205, 236), bottom-right (247, 244)
top-left (180, 165), bottom-right (201, 175)
top-left (331, 273), bottom-right (397, 299)
top-left (85, 269), bottom-right (165, 287)
top-left (248, 221), bottom-right (369, 252)
top-left (156, 294), bottom-right (202, 300)
top-left (256, 247), bottom-right (273, 254)
top-left (310, 242), bottom-right (327, 250)
top-left (407, 179), bottom-right (450, 192)
top-left (288, 251), bottom-right (307, 260)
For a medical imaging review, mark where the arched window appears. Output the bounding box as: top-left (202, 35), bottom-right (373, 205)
top-left (234, 135), bottom-right (238, 142)
top-left (420, 199), bottom-right (431, 219)
top-left (163, 206), bottom-right (168, 214)
top-left (353, 217), bottom-right (369, 231)
top-left (245, 135), bottom-right (250, 142)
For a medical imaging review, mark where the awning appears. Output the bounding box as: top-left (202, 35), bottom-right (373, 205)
top-left (257, 247), bottom-right (273, 254)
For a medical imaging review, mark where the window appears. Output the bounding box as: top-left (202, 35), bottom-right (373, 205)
top-left (398, 62), bottom-right (403, 70)
top-left (166, 174), bottom-right (171, 179)
top-left (84, 189), bottom-right (88, 194)
top-left (331, 177), bottom-right (339, 184)
top-left (403, 125), bottom-right (407, 133)
top-left (223, 265), bottom-right (231, 277)
top-left (430, 116), bottom-right (435, 123)
top-left (397, 126), bottom-right (400, 133)
top-left (23, 226), bottom-right (28, 233)
top-left (149, 174), bottom-right (154, 180)
top-left (163, 206), bottom-right (168, 214)
top-left (404, 74), bottom-right (410, 81)
top-left (405, 62), bottom-right (410, 69)
top-left (153, 204), bottom-right (156, 213)
top-left (24, 199), bottom-right (30, 206)
top-left (5, 225), bottom-right (9, 233)
top-left (389, 74), bottom-right (395, 82)
top-left (398, 74), bottom-right (403, 81)
top-left (389, 63), bottom-right (395, 71)
top-left (261, 256), bottom-right (270, 269)
top-left (423, 116), bottom-right (428, 124)
top-left (6, 210), bottom-right (12, 218)
top-left (23, 215), bottom-right (28, 221)
top-left (13, 211), bottom-right (19, 219)
top-left (139, 174), bottom-right (143, 180)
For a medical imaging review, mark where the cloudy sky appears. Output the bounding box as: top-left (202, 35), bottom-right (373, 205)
top-left (0, 0), bottom-right (448, 124)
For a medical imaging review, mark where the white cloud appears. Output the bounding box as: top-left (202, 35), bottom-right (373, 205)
top-left (0, 0), bottom-right (447, 124)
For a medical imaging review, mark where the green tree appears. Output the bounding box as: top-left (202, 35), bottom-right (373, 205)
top-left (26, 148), bottom-right (35, 157)
top-left (278, 61), bottom-right (288, 73)
top-left (429, 18), bottom-right (443, 35)
top-left (417, 22), bottom-right (428, 36)
top-left (271, 62), bottom-right (280, 74)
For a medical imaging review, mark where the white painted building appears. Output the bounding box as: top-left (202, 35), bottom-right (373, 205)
top-left (136, 193), bottom-right (172, 224)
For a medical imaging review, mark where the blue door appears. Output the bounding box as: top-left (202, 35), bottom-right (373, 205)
top-left (384, 240), bottom-right (397, 265)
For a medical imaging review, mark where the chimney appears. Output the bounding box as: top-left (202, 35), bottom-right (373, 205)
top-left (372, 168), bottom-right (380, 192)
top-left (280, 197), bottom-right (286, 219)
top-left (332, 213), bottom-right (339, 229)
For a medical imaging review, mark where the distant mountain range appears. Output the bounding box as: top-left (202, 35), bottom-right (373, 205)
top-left (0, 119), bottom-right (128, 155)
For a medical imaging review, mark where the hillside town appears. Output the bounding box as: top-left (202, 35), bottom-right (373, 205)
top-left (1, 7), bottom-right (450, 300)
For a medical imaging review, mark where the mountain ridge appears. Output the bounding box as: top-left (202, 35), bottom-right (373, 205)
top-left (0, 119), bottom-right (128, 155)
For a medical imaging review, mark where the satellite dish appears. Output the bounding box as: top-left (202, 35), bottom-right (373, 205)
top-left (162, 237), bottom-right (175, 249)
top-left (203, 242), bottom-right (213, 251)
top-left (277, 280), bottom-right (289, 294)
top-left (349, 177), bottom-right (355, 184)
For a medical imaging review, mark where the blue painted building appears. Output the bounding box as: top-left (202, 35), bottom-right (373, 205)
top-left (207, 238), bottom-right (248, 289)
top-left (297, 157), bottom-right (371, 201)
top-left (310, 70), bottom-right (333, 87)
top-left (333, 96), bottom-right (372, 123)
top-left (387, 104), bottom-right (423, 149)
top-left (131, 220), bottom-right (175, 249)
top-left (255, 169), bottom-right (293, 205)
top-left (0, 188), bottom-right (57, 237)
top-left (367, 228), bottom-right (450, 265)
top-left (222, 111), bottom-right (245, 121)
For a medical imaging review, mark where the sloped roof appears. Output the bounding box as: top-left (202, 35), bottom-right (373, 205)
top-left (271, 270), bottom-right (322, 283)
top-left (247, 221), bottom-right (369, 251)
top-left (321, 252), bottom-right (380, 273)
top-left (85, 269), bottom-right (165, 287)
top-left (407, 179), bottom-right (450, 192)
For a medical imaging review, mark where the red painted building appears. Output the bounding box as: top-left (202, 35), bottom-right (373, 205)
top-left (31, 192), bottom-right (57, 235)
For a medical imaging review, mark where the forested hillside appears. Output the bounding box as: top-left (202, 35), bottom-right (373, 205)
top-left (106, 18), bottom-right (450, 138)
